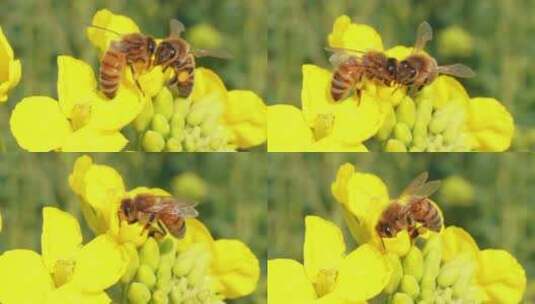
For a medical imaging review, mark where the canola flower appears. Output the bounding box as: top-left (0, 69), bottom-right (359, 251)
top-left (0, 207), bottom-right (126, 304)
top-left (69, 155), bottom-right (260, 303)
top-left (268, 16), bottom-right (514, 152)
top-left (268, 215), bottom-right (391, 303)
top-left (330, 163), bottom-right (526, 303)
top-left (0, 26), bottom-right (21, 102)
top-left (87, 9), bottom-right (266, 152)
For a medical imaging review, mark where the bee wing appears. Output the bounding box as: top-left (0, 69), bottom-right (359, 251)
top-left (413, 21), bottom-right (433, 52)
top-left (192, 49), bottom-right (233, 59)
top-left (410, 180), bottom-right (442, 198)
top-left (400, 172), bottom-right (429, 197)
top-left (169, 19), bottom-right (186, 37)
top-left (325, 46), bottom-right (368, 55)
top-left (438, 64), bottom-right (476, 78)
top-left (176, 206), bottom-right (199, 218)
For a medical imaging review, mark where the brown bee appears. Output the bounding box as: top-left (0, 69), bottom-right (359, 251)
top-left (395, 21), bottom-right (476, 91)
top-left (327, 48), bottom-right (398, 101)
top-left (118, 193), bottom-right (198, 239)
top-left (90, 25), bottom-right (157, 99)
top-left (376, 172), bottom-right (442, 241)
top-left (154, 19), bottom-right (230, 98)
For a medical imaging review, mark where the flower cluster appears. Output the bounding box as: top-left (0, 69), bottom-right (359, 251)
top-left (0, 155), bottom-right (260, 303)
top-left (268, 163), bottom-right (526, 303)
top-left (267, 16), bottom-right (514, 152)
top-left (9, 9), bottom-right (266, 152)
top-left (0, 27), bottom-right (21, 102)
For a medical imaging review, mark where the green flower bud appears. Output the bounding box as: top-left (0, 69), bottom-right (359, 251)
top-left (394, 123), bottom-right (413, 146)
top-left (152, 114), bottom-right (171, 137)
top-left (184, 134), bottom-right (198, 151)
top-left (135, 99), bottom-right (155, 132)
top-left (140, 238), bottom-right (160, 270)
top-left (159, 238), bottom-right (176, 258)
top-left (429, 106), bottom-right (451, 134)
top-left (397, 97), bottom-right (416, 129)
top-left (452, 261), bottom-right (475, 298)
top-left (187, 103), bottom-right (207, 126)
top-left (151, 289), bottom-right (169, 304)
top-left (175, 98), bottom-right (191, 116)
top-left (170, 284), bottom-right (183, 304)
top-left (201, 118), bottom-right (218, 137)
top-left (377, 105), bottom-right (397, 141)
top-left (400, 275), bottom-right (419, 298)
top-left (384, 253), bottom-right (403, 294)
top-left (122, 244), bottom-right (140, 283)
top-left (386, 139), bottom-right (408, 152)
top-left (437, 260), bottom-right (461, 288)
top-left (156, 266), bottom-right (173, 291)
top-left (403, 246), bottom-right (424, 281)
top-left (413, 98), bottom-right (433, 143)
top-left (143, 131), bottom-right (165, 152)
top-left (172, 172), bottom-right (207, 202)
top-left (128, 282), bottom-right (152, 304)
top-left (154, 88), bottom-right (175, 120)
top-left (166, 137), bottom-right (183, 152)
top-left (137, 264), bottom-right (157, 288)
top-left (170, 114), bottom-right (185, 139)
top-left (392, 292), bottom-right (414, 304)
top-left (173, 252), bottom-right (195, 277)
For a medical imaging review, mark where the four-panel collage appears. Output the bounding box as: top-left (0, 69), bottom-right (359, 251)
top-left (0, 0), bottom-right (533, 303)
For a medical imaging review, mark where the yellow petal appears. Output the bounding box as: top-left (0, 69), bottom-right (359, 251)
top-left (331, 163), bottom-right (356, 204)
top-left (303, 216), bottom-right (346, 283)
top-left (328, 15), bottom-right (384, 52)
top-left (62, 128), bottom-right (128, 152)
top-left (57, 56), bottom-right (98, 119)
top-left (86, 89), bottom-right (144, 132)
top-left (0, 250), bottom-right (54, 304)
top-left (82, 163), bottom-right (125, 224)
top-left (10, 96), bottom-right (72, 151)
top-left (70, 235), bottom-right (127, 293)
top-left (267, 104), bottom-right (314, 152)
top-left (476, 249), bottom-right (526, 304)
top-left (191, 68), bottom-right (228, 107)
top-left (440, 226), bottom-right (479, 263)
top-left (41, 207), bottom-right (83, 272)
top-left (384, 45), bottom-right (413, 61)
top-left (382, 230), bottom-right (411, 256)
top-left (212, 239), bottom-right (260, 299)
top-left (309, 136), bottom-right (368, 152)
top-left (176, 218), bottom-right (215, 252)
top-left (137, 65), bottom-right (166, 98)
top-left (225, 90), bottom-right (267, 149)
top-left (0, 59), bottom-right (22, 102)
top-left (418, 75), bottom-right (470, 109)
top-left (87, 9), bottom-right (140, 53)
top-left (45, 285), bottom-right (111, 304)
top-left (334, 244), bottom-right (391, 301)
top-left (68, 155), bottom-right (94, 197)
top-left (268, 259), bottom-right (316, 304)
top-left (467, 97), bottom-right (514, 152)
top-left (300, 65), bottom-right (333, 125)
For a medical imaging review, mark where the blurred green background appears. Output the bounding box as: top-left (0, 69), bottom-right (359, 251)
top-left (268, 154), bottom-right (535, 302)
top-left (268, 0), bottom-right (535, 151)
top-left (0, 0), bottom-right (266, 151)
top-left (0, 153), bottom-right (267, 304)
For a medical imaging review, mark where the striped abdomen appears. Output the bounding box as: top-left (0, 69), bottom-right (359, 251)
top-left (408, 198), bottom-right (442, 232)
top-left (169, 54), bottom-right (196, 97)
top-left (330, 57), bottom-right (363, 101)
top-left (99, 43), bottom-right (127, 99)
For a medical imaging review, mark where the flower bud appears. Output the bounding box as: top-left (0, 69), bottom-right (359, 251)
top-left (403, 246), bottom-right (424, 281)
top-left (128, 282), bottom-right (152, 304)
top-left (122, 243), bottom-right (140, 283)
top-left (186, 103), bottom-right (208, 126)
top-left (143, 131), bottom-right (165, 152)
top-left (173, 252), bottom-right (195, 277)
top-left (135, 99), bottom-right (155, 132)
top-left (377, 105), bottom-right (396, 141)
top-left (152, 114), bottom-right (171, 137)
top-left (166, 137), bottom-right (183, 152)
top-left (151, 289), bottom-right (169, 304)
top-left (170, 114), bottom-right (185, 140)
top-left (140, 238), bottom-right (161, 270)
top-left (137, 264), bottom-right (157, 288)
top-left (384, 253), bottom-right (403, 294)
top-left (394, 123), bottom-right (413, 146)
top-left (397, 97), bottom-right (416, 129)
top-left (392, 292), bottom-right (414, 304)
top-left (386, 139), bottom-right (408, 152)
top-left (437, 261), bottom-right (461, 288)
top-left (154, 88), bottom-right (175, 120)
top-left (172, 172), bottom-right (207, 202)
top-left (401, 275), bottom-right (420, 298)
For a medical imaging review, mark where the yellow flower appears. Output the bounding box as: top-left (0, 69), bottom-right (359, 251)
top-left (0, 27), bottom-right (21, 102)
top-left (0, 207), bottom-right (126, 304)
top-left (86, 9), bottom-right (266, 151)
top-left (276, 15), bottom-right (514, 152)
top-left (441, 226), bottom-right (526, 303)
top-left (331, 163), bottom-right (444, 255)
top-left (268, 216), bottom-right (391, 303)
top-left (10, 56), bottom-right (143, 152)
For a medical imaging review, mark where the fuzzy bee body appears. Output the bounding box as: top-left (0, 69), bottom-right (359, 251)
top-left (330, 56), bottom-right (363, 101)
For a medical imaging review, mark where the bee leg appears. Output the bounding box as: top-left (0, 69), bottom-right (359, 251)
top-left (140, 213), bottom-right (157, 235)
top-left (129, 65), bottom-right (145, 97)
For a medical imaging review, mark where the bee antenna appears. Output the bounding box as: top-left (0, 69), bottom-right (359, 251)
top-left (88, 25), bottom-right (123, 37)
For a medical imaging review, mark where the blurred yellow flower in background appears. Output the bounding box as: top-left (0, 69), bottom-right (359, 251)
top-left (268, 216), bottom-right (391, 304)
top-left (0, 27), bottom-right (21, 102)
top-left (0, 207), bottom-right (126, 304)
top-left (10, 56), bottom-right (142, 152)
top-left (439, 175), bottom-right (475, 206)
top-left (438, 25), bottom-right (475, 58)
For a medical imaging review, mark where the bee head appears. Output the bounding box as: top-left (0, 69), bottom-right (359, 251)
top-left (154, 40), bottom-right (181, 66)
top-left (397, 56), bottom-right (420, 84)
top-left (386, 57), bottom-right (398, 79)
top-left (376, 221), bottom-right (395, 238)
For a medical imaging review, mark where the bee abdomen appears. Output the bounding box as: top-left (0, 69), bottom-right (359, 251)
top-left (100, 49), bottom-right (126, 98)
top-left (330, 61), bottom-right (362, 101)
top-left (169, 54), bottom-right (196, 98)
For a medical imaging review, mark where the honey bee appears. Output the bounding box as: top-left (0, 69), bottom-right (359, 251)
top-left (90, 25), bottom-right (157, 99)
top-left (375, 172), bottom-right (442, 242)
top-left (327, 49), bottom-right (398, 101)
top-left (154, 19), bottom-right (231, 98)
top-left (118, 193), bottom-right (199, 239)
top-left (396, 21), bottom-right (476, 91)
